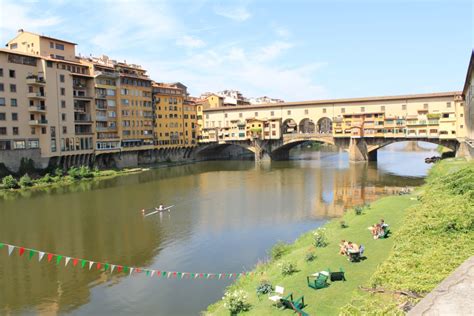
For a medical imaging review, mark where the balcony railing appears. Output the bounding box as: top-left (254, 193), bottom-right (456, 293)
top-left (74, 114), bottom-right (92, 122)
top-left (95, 115), bottom-right (108, 121)
top-left (29, 119), bottom-right (48, 125)
top-left (26, 77), bottom-right (46, 85)
top-left (27, 92), bottom-right (46, 98)
top-left (29, 105), bottom-right (47, 112)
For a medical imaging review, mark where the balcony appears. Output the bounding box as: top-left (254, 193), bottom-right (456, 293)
top-left (96, 115), bottom-right (108, 121)
top-left (96, 126), bottom-right (117, 132)
top-left (27, 92), bottom-right (46, 99)
top-left (74, 113), bottom-right (92, 123)
top-left (29, 105), bottom-right (47, 113)
top-left (26, 76), bottom-right (46, 85)
top-left (95, 93), bottom-right (107, 99)
top-left (29, 119), bottom-right (48, 126)
top-left (73, 91), bottom-right (92, 99)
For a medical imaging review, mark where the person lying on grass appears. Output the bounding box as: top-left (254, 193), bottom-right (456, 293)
top-left (339, 240), bottom-right (349, 255)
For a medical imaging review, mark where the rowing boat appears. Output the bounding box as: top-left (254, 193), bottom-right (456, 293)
top-left (144, 205), bottom-right (175, 217)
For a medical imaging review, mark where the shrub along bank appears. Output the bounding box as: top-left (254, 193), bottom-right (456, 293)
top-left (205, 158), bottom-right (474, 315)
top-left (0, 166), bottom-right (145, 192)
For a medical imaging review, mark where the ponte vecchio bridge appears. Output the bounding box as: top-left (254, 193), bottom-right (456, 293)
top-left (197, 92), bottom-right (474, 161)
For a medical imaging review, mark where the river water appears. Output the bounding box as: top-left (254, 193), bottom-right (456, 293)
top-left (0, 143), bottom-right (436, 315)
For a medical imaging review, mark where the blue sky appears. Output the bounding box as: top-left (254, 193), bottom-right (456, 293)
top-left (0, 0), bottom-right (472, 101)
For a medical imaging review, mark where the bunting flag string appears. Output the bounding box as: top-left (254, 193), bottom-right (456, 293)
top-left (0, 242), bottom-right (255, 281)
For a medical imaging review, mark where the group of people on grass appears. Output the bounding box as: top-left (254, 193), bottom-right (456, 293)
top-left (369, 219), bottom-right (389, 239)
top-left (338, 240), bottom-right (360, 256)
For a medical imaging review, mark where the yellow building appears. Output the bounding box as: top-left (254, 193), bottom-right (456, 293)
top-left (116, 63), bottom-right (154, 150)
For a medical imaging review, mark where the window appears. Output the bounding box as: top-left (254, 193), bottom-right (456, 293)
top-left (360, 107), bottom-right (365, 113)
top-left (341, 108), bottom-right (345, 113)
top-left (60, 87), bottom-right (65, 96)
top-left (11, 98), bottom-right (17, 107)
top-left (323, 108), bottom-right (327, 114)
top-left (305, 109), bottom-right (309, 115)
top-left (31, 127), bottom-right (35, 135)
top-left (0, 68), bottom-right (2, 76)
top-left (12, 113), bottom-right (17, 121)
top-left (10, 84), bottom-right (16, 92)
top-left (423, 103), bottom-right (429, 110)
top-left (0, 98), bottom-right (5, 106)
top-left (9, 69), bottom-right (15, 78)
top-left (381, 106), bottom-right (385, 111)
top-left (12, 127), bottom-right (19, 135)
top-left (0, 127), bottom-right (6, 135)
top-left (270, 111), bottom-right (274, 116)
top-left (50, 41), bottom-right (54, 48)
top-left (28, 140), bottom-right (39, 148)
top-left (13, 140), bottom-right (26, 149)
top-left (61, 100), bottom-right (66, 108)
top-left (0, 113), bottom-right (5, 120)
top-left (60, 74), bottom-right (65, 83)
top-left (224, 113), bottom-right (228, 118)
top-left (0, 83), bottom-right (4, 92)
top-left (55, 43), bottom-right (65, 50)
top-left (63, 126), bottom-right (67, 134)
top-left (402, 104), bottom-right (407, 110)
top-left (10, 43), bottom-right (18, 49)
top-left (239, 113), bottom-right (243, 118)
top-left (287, 110), bottom-right (291, 115)
top-left (47, 61), bottom-right (53, 68)
top-left (255, 112), bottom-right (258, 117)
top-left (61, 113), bottom-right (66, 121)
top-left (446, 102), bottom-right (451, 108)
top-left (41, 127), bottom-right (46, 134)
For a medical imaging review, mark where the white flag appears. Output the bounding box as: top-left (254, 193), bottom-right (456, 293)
top-left (129, 267), bottom-right (134, 276)
top-left (194, 273), bottom-right (199, 279)
top-left (38, 251), bottom-right (45, 262)
top-left (110, 265), bottom-right (116, 273)
top-left (151, 270), bottom-right (155, 277)
top-left (7, 245), bottom-right (15, 256)
top-left (218, 273), bottom-right (222, 279)
top-left (65, 257), bottom-right (71, 266)
top-left (89, 261), bottom-right (94, 270)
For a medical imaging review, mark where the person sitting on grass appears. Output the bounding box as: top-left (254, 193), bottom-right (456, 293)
top-left (339, 240), bottom-right (348, 255)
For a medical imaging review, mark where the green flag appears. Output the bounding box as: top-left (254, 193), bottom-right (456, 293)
top-left (124, 266), bottom-right (129, 273)
top-left (56, 255), bottom-right (62, 265)
top-left (162, 271), bottom-right (167, 278)
top-left (177, 272), bottom-right (182, 279)
top-left (0, 243), bottom-right (3, 249)
top-left (28, 250), bottom-right (35, 260)
top-left (104, 263), bottom-right (109, 271)
top-left (146, 270), bottom-right (150, 276)
top-left (81, 259), bottom-right (87, 268)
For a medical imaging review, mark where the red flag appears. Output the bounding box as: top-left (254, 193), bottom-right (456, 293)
top-left (96, 262), bottom-right (101, 270)
top-left (47, 253), bottom-right (54, 262)
top-left (117, 265), bottom-right (123, 273)
top-left (19, 247), bottom-right (25, 256)
top-left (136, 268), bottom-right (141, 273)
top-left (73, 258), bottom-right (78, 267)
top-left (199, 273), bottom-right (204, 278)
top-left (173, 272), bottom-right (177, 278)
top-left (156, 271), bottom-right (161, 277)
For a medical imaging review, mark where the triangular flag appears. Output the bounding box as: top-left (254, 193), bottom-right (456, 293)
top-left (89, 261), bottom-right (94, 270)
top-left (117, 265), bottom-right (123, 273)
top-left (7, 245), bottom-right (15, 256)
top-left (56, 255), bottom-right (62, 265)
top-left (173, 272), bottom-right (177, 278)
top-left (47, 253), bottom-right (54, 262)
top-left (28, 250), bottom-right (35, 260)
top-left (218, 273), bottom-right (222, 279)
top-left (19, 247), bottom-right (25, 256)
top-left (124, 266), bottom-right (129, 273)
top-left (146, 270), bottom-right (150, 276)
top-left (110, 265), bottom-right (116, 273)
top-left (96, 262), bottom-right (101, 270)
top-left (129, 267), bottom-right (134, 276)
top-left (194, 273), bottom-right (199, 279)
top-left (0, 243), bottom-right (4, 249)
top-left (73, 258), bottom-right (79, 267)
top-left (162, 271), bottom-right (167, 278)
top-left (136, 268), bottom-right (141, 273)
top-left (38, 251), bottom-right (45, 262)
top-left (81, 259), bottom-right (87, 268)
top-left (151, 270), bottom-right (155, 277)
top-left (104, 263), bottom-right (109, 271)
top-left (156, 271), bottom-right (161, 277)
top-left (65, 257), bottom-right (71, 266)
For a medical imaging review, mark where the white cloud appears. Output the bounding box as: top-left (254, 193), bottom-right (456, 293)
top-left (176, 35), bottom-right (206, 48)
top-left (0, 2), bottom-right (62, 43)
top-left (255, 41), bottom-right (293, 62)
top-left (275, 27), bottom-right (291, 38)
top-left (213, 5), bottom-right (251, 22)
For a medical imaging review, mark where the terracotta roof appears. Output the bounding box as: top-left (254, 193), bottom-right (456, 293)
top-left (204, 91), bottom-right (461, 112)
top-left (7, 30), bottom-right (77, 45)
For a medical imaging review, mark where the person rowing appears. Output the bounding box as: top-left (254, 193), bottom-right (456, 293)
top-left (156, 204), bottom-right (164, 211)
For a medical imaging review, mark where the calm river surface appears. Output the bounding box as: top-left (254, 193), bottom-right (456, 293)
top-left (0, 144), bottom-right (436, 315)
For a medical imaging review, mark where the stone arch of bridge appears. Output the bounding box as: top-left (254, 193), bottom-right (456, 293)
top-left (282, 118), bottom-right (298, 134)
top-left (366, 138), bottom-right (459, 154)
top-left (316, 117), bottom-right (333, 134)
top-left (193, 142), bottom-right (257, 160)
top-left (270, 137), bottom-right (336, 160)
top-left (298, 118), bottom-right (316, 133)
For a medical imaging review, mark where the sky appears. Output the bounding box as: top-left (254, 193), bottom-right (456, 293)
top-left (0, 0), bottom-right (472, 101)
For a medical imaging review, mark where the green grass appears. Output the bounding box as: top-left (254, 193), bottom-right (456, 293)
top-left (206, 158), bottom-right (474, 316)
top-left (341, 159), bottom-right (474, 314)
top-left (206, 194), bottom-right (419, 315)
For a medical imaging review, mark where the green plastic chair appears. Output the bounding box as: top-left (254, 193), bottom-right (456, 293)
top-left (307, 273), bottom-right (329, 290)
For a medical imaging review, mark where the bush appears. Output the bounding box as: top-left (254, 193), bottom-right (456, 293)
top-left (37, 173), bottom-right (54, 184)
top-left (270, 241), bottom-right (289, 261)
top-left (54, 168), bottom-right (63, 177)
top-left (19, 174), bottom-right (33, 188)
top-left (2, 175), bottom-right (19, 189)
top-left (340, 220), bottom-right (348, 228)
top-left (305, 251), bottom-right (316, 262)
top-left (354, 206), bottom-right (363, 215)
top-left (68, 167), bottom-right (81, 179)
top-left (313, 228), bottom-right (328, 248)
top-left (256, 281), bottom-right (273, 296)
top-left (223, 289), bottom-right (250, 314)
top-left (79, 166), bottom-right (94, 179)
top-left (279, 261), bottom-right (297, 276)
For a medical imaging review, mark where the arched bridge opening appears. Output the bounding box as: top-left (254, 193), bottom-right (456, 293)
top-left (194, 142), bottom-right (256, 161)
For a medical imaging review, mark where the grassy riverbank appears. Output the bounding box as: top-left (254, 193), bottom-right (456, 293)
top-left (206, 158), bottom-right (474, 315)
top-left (0, 166), bottom-right (147, 193)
